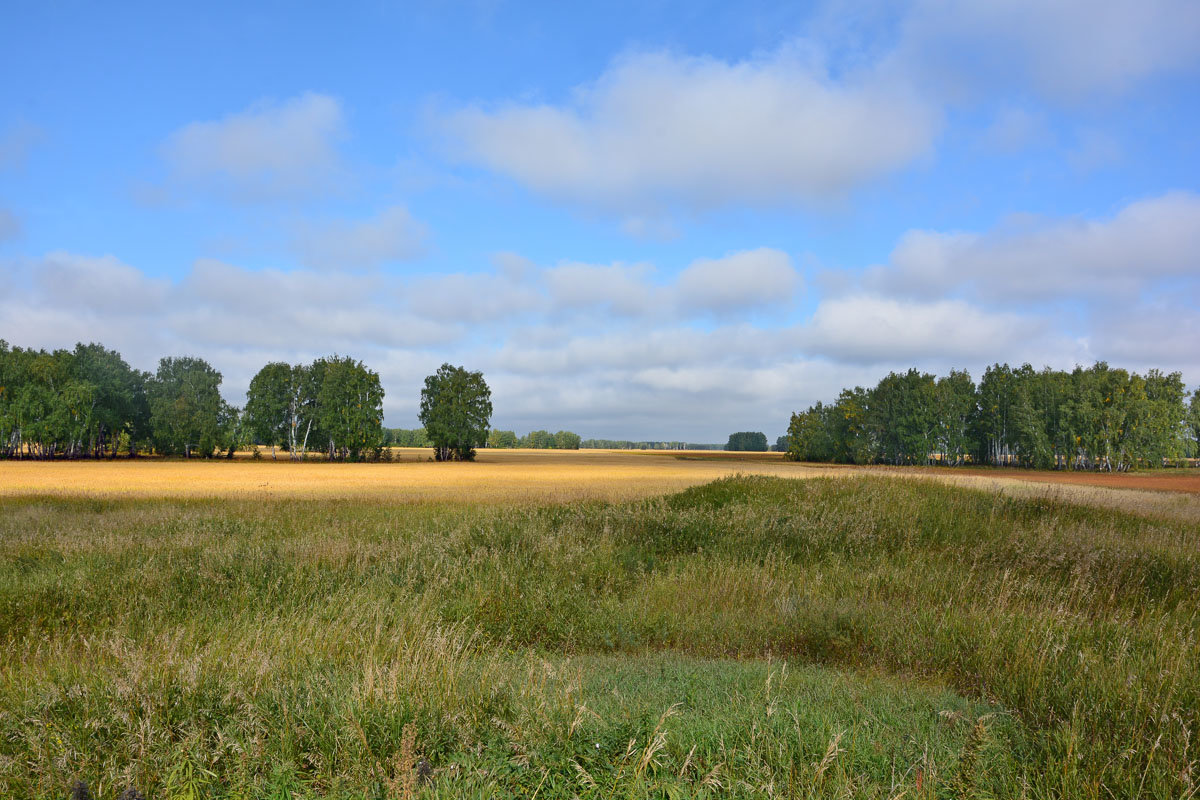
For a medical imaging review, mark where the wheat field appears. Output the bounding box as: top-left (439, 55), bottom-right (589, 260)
top-left (2, 448), bottom-right (1196, 522)
top-left (0, 449), bottom-right (827, 503)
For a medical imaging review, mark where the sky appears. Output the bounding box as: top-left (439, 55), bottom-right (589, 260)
top-left (1, 0), bottom-right (1198, 441)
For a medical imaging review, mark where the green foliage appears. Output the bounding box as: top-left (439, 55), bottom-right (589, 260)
top-left (523, 429), bottom-right (556, 448)
top-left (245, 357), bottom-right (384, 461)
top-left (554, 430), bottom-right (581, 449)
top-left (312, 355), bottom-right (385, 461)
top-left (419, 363), bottom-right (493, 461)
top-left (789, 361), bottom-right (1192, 470)
top-left (146, 356), bottom-right (227, 457)
top-left (244, 361), bottom-right (295, 457)
top-left (2, 477), bottom-right (1198, 796)
top-left (485, 429), bottom-right (582, 449)
top-left (385, 427), bottom-right (433, 447)
top-left (486, 429), bottom-right (518, 448)
top-left (581, 439), bottom-right (717, 450)
top-left (0, 340), bottom-right (148, 458)
top-left (1, 341), bottom-right (388, 462)
top-left (724, 431), bottom-right (767, 451)
top-left (1188, 389), bottom-right (1200, 457)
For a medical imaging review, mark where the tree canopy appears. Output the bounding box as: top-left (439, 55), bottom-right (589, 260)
top-left (419, 364), bottom-right (492, 461)
top-left (146, 356), bottom-right (231, 458)
top-left (785, 362), bottom-right (1195, 471)
top-left (246, 356), bottom-right (383, 461)
top-left (726, 431), bottom-right (768, 451)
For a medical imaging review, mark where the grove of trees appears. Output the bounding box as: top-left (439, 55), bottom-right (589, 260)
top-left (785, 363), bottom-right (1200, 471)
top-left (580, 440), bottom-right (722, 450)
top-left (244, 356), bottom-right (384, 461)
top-left (486, 429), bottom-right (582, 449)
top-left (419, 363), bottom-right (493, 461)
top-left (148, 356), bottom-right (239, 458)
top-left (383, 428), bottom-right (433, 447)
top-left (726, 431), bottom-right (768, 451)
top-left (0, 341), bottom-right (150, 458)
top-left (1, 341), bottom-right (386, 461)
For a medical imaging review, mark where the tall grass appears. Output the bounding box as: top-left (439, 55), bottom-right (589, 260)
top-left (1, 475), bottom-right (1196, 797)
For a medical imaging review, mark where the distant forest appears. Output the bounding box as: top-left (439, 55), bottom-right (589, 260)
top-left (3, 340), bottom-right (1196, 470)
top-left (581, 440), bottom-right (723, 450)
top-left (786, 363), bottom-right (1200, 471)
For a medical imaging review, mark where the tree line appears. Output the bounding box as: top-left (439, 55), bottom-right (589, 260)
top-left (0, 340), bottom-right (386, 460)
top-left (580, 440), bottom-right (723, 450)
top-left (486, 429), bottom-right (582, 449)
top-left (785, 362), bottom-right (1200, 471)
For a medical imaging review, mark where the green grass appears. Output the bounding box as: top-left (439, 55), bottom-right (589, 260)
top-left (0, 475), bottom-right (1197, 798)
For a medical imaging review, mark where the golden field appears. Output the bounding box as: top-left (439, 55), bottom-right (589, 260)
top-left (1, 447), bottom-right (1197, 522)
top-left (0, 448), bottom-right (828, 503)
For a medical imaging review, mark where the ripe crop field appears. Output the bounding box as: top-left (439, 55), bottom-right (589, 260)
top-left (0, 449), bottom-right (823, 504)
top-left (2, 456), bottom-right (1199, 798)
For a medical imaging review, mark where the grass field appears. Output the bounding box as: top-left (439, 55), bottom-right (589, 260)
top-left (1, 454), bottom-right (1199, 798)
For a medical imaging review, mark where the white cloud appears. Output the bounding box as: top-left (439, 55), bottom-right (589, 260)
top-left (543, 261), bottom-right (663, 317)
top-left (896, 0), bottom-right (1200, 100)
top-left (410, 271), bottom-right (543, 324)
top-left (619, 215), bottom-right (681, 241)
top-left (800, 295), bottom-right (1064, 365)
top-left (292, 206), bottom-right (429, 269)
top-left (0, 208), bottom-right (20, 242)
top-left (36, 251), bottom-right (170, 311)
top-left (1087, 299), bottom-right (1200, 376)
top-left (440, 48), bottom-right (938, 211)
top-left (161, 93), bottom-right (346, 199)
top-left (677, 248), bottom-right (799, 313)
top-left (869, 192), bottom-right (1200, 302)
top-left (179, 258), bottom-right (384, 314)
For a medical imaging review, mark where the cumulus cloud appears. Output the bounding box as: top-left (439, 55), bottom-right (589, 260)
top-left (543, 261), bottom-right (663, 317)
top-left (36, 251), bottom-right (170, 311)
top-left (410, 271), bottom-right (543, 324)
top-left (161, 92), bottom-right (347, 199)
top-left (439, 48), bottom-right (938, 211)
top-left (896, 0), bottom-right (1200, 100)
top-left (677, 248), bottom-right (799, 313)
top-left (868, 192), bottom-right (1200, 302)
top-left (1087, 300), bottom-right (1200, 372)
top-left (292, 206), bottom-right (429, 269)
top-left (800, 295), bottom-right (1067, 365)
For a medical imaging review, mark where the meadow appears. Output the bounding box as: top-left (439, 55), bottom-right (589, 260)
top-left (1, 452), bottom-right (1198, 798)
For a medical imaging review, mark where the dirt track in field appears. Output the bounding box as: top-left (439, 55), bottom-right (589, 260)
top-left (875, 465), bottom-right (1200, 494)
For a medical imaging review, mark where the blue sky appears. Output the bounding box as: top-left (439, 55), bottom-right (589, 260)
top-left (2, 0), bottom-right (1198, 440)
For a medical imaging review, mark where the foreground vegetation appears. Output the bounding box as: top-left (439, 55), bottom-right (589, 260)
top-left (1, 475), bottom-right (1197, 798)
